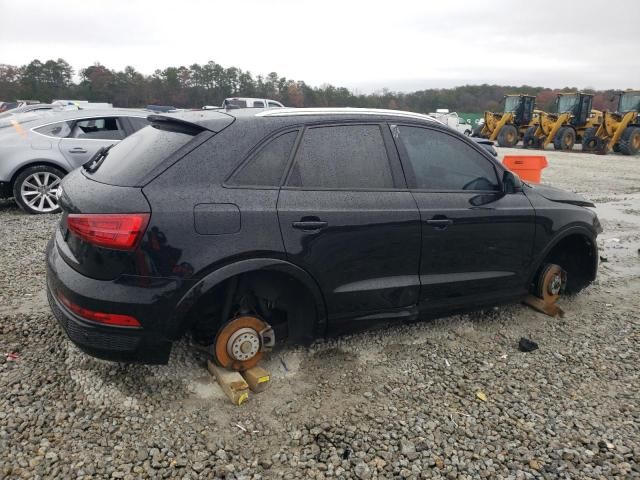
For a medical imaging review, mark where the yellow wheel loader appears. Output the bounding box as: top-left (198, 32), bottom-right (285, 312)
top-left (522, 93), bottom-right (602, 151)
top-left (582, 90), bottom-right (640, 155)
top-left (479, 94), bottom-right (536, 147)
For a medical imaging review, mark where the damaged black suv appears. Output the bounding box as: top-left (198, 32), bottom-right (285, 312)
top-left (46, 108), bottom-right (600, 366)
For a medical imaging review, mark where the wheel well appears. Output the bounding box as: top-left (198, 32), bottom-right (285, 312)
top-left (537, 234), bottom-right (597, 294)
top-left (10, 161), bottom-right (68, 189)
top-left (187, 270), bottom-right (319, 347)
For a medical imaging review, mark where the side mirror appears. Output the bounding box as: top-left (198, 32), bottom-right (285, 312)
top-left (503, 170), bottom-right (522, 194)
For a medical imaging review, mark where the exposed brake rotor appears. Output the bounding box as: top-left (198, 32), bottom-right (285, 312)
top-left (524, 263), bottom-right (567, 317)
top-left (536, 263), bottom-right (566, 304)
top-left (214, 316), bottom-right (275, 371)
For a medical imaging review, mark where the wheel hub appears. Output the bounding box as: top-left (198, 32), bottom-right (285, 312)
top-left (227, 328), bottom-right (261, 361)
top-left (548, 274), bottom-right (562, 295)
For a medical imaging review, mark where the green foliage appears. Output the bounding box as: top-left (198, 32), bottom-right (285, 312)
top-left (0, 58), bottom-right (621, 113)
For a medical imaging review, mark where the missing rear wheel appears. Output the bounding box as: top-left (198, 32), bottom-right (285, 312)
top-left (213, 316), bottom-right (274, 371)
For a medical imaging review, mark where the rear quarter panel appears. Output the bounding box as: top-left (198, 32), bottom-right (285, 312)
top-left (0, 129), bottom-right (70, 182)
top-left (141, 120), bottom-right (289, 283)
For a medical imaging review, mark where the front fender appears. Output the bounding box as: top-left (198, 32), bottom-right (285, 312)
top-left (527, 224), bottom-right (598, 285)
top-left (169, 257), bottom-right (328, 339)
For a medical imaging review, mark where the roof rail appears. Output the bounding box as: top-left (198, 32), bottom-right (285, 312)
top-left (256, 107), bottom-right (439, 123)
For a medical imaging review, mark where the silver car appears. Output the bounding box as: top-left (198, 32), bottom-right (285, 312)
top-left (0, 109), bottom-right (149, 214)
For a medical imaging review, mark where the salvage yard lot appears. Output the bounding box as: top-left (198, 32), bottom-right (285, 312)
top-left (1, 149), bottom-right (639, 479)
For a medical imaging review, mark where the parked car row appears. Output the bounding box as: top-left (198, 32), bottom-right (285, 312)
top-left (0, 98), bottom-right (289, 214)
top-left (0, 100), bottom-right (42, 113)
top-left (0, 109), bottom-right (150, 213)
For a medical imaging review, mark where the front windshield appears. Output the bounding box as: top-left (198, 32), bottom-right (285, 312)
top-left (619, 93), bottom-right (640, 113)
top-left (557, 95), bottom-right (579, 114)
top-left (503, 96), bottom-right (520, 112)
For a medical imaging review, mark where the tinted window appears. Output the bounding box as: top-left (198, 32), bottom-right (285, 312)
top-left (230, 131), bottom-right (298, 187)
top-left (268, 101), bottom-right (282, 108)
top-left (395, 126), bottom-right (499, 191)
top-left (34, 121), bottom-right (73, 138)
top-left (287, 125), bottom-right (393, 189)
top-left (127, 117), bottom-right (150, 132)
top-left (86, 124), bottom-right (197, 186)
top-left (252, 100), bottom-right (265, 108)
top-left (69, 117), bottom-right (125, 140)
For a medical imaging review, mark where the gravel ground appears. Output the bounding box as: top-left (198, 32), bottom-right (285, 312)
top-left (1, 148), bottom-right (639, 479)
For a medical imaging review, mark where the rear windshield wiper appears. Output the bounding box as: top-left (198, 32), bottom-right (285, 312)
top-left (83, 144), bottom-right (114, 173)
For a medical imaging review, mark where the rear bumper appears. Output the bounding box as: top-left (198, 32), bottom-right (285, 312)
top-left (46, 238), bottom-right (173, 364)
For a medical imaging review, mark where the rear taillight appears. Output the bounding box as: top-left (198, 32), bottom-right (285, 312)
top-left (67, 213), bottom-right (150, 250)
top-left (58, 292), bottom-right (141, 328)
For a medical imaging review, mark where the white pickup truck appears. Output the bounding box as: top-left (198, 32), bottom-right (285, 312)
top-left (429, 109), bottom-right (473, 136)
top-left (203, 97), bottom-right (285, 110)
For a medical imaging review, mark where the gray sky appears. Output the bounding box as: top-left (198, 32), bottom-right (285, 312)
top-left (1, 0), bottom-right (638, 92)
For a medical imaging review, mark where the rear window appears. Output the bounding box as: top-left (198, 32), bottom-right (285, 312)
top-left (85, 124), bottom-right (197, 186)
top-left (127, 116), bottom-right (150, 132)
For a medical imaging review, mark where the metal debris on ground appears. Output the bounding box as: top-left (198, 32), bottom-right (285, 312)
top-left (279, 356), bottom-right (289, 372)
top-left (5, 352), bottom-right (20, 362)
top-left (518, 337), bottom-right (539, 353)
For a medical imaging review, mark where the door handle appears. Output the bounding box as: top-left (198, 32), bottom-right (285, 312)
top-left (69, 148), bottom-right (87, 154)
top-left (426, 218), bottom-right (453, 230)
top-left (292, 220), bottom-right (328, 231)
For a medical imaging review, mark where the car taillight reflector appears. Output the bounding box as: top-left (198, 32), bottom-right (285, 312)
top-left (58, 291), bottom-right (141, 328)
top-left (67, 213), bottom-right (149, 250)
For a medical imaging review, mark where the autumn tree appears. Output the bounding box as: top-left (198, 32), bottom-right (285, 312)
top-left (0, 57), bottom-right (624, 115)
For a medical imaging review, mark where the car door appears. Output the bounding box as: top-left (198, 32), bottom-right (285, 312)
top-left (58, 116), bottom-right (126, 168)
top-left (277, 123), bottom-right (421, 326)
top-left (391, 124), bottom-right (536, 311)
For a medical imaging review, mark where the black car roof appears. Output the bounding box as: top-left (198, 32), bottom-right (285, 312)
top-left (151, 107), bottom-right (441, 133)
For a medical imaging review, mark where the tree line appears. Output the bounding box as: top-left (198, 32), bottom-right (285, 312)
top-left (0, 58), bottom-right (621, 113)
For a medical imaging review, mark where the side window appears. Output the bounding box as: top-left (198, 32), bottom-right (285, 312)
top-left (268, 101), bottom-right (282, 108)
top-left (34, 121), bottom-right (73, 138)
top-left (287, 124), bottom-right (394, 189)
top-left (394, 126), bottom-right (499, 191)
top-left (69, 117), bottom-right (125, 140)
top-left (127, 117), bottom-right (150, 132)
top-left (229, 131), bottom-right (298, 187)
top-left (252, 100), bottom-right (265, 108)
top-left (225, 99), bottom-right (247, 108)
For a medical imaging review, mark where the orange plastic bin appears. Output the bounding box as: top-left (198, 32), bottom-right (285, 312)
top-left (502, 155), bottom-right (548, 184)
